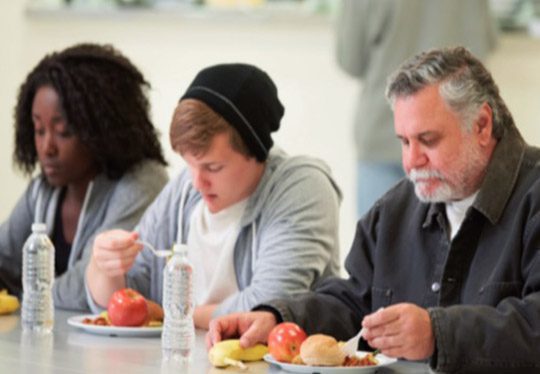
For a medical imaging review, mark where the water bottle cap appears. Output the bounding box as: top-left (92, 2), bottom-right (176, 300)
top-left (31, 222), bottom-right (47, 233)
top-left (172, 243), bottom-right (188, 254)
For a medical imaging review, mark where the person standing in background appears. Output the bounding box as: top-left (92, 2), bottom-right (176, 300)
top-left (337, 0), bottom-right (498, 217)
top-left (0, 43), bottom-right (169, 311)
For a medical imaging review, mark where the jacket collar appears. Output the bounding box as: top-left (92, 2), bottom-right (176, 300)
top-left (423, 126), bottom-right (525, 228)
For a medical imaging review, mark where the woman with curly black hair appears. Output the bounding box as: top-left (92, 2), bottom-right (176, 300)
top-left (0, 43), bottom-right (169, 311)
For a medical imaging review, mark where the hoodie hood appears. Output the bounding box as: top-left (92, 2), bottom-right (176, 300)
top-left (240, 147), bottom-right (342, 226)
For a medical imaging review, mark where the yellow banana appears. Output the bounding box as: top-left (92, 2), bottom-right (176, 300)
top-left (0, 289), bottom-right (20, 315)
top-left (208, 339), bottom-right (268, 368)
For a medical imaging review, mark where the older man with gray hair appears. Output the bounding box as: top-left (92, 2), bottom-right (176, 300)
top-left (207, 46), bottom-right (540, 373)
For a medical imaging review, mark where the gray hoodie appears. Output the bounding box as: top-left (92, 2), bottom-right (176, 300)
top-left (90, 148), bottom-right (342, 317)
top-left (0, 160), bottom-right (168, 311)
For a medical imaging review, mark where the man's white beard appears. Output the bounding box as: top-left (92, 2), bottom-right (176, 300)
top-left (408, 169), bottom-right (454, 202)
top-left (407, 140), bottom-right (488, 203)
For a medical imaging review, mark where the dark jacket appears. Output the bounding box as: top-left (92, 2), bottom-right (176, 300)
top-left (266, 126), bottom-right (540, 373)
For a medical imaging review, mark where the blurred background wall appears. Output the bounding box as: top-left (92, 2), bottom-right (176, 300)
top-left (1, 0), bottom-right (540, 264)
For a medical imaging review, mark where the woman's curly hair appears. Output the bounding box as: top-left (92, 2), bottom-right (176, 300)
top-left (14, 43), bottom-right (167, 179)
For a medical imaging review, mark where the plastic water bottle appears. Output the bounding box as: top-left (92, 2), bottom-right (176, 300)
top-left (162, 244), bottom-right (195, 362)
top-left (21, 222), bottom-right (55, 334)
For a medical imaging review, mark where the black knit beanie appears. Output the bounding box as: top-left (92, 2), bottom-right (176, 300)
top-left (180, 63), bottom-right (284, 162)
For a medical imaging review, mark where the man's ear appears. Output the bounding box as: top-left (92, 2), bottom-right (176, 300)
top-left (475, 102), bottom-right (493, 146)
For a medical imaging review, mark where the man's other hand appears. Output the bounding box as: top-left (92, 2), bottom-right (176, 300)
top-left (361, 303), bottom-right (435, 360)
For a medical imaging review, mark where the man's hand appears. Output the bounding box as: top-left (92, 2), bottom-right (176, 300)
top-left (206, 311), bottom-right (277, 350)
top-left (361, 303), bottom-right (434, 360)
top-left (91, 229), bottom-right (142, 277)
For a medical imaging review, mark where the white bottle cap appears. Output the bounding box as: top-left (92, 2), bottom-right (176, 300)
top-left (31, 222), bottom-right (47, 232)
top-left (172, 243), bottom-right (188, 254)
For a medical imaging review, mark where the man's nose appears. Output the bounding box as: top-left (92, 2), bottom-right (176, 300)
top-left (404, 143), bottom-right (427, 170)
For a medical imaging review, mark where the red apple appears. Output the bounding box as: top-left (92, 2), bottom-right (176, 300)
top-left (268, 322), bottom-right (308, 363)
top-left (107, 288), bottom-right (149, 327)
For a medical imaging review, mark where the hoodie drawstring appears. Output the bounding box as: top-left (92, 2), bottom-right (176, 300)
top-left (176, 181), bottom-right (191, 245)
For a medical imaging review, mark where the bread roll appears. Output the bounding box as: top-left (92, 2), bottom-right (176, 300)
top-left (299, 334), bottom-right (346, 366)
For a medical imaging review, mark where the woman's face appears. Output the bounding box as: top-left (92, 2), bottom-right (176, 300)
top-left (32, 85), bottom-right (97, 188)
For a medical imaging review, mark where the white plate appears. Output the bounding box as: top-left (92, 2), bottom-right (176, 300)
top-left (67, 314), bottom-right (162, 337)
top-left (264, 352), bottom-right (397, 373)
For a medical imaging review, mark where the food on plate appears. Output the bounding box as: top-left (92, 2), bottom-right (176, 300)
top-left (82, 289), bottom-right (163, 327)
top-left (291, 354), bottom-right (305, 365)
top-left (144, 299), bottom-right (164, 326)
top-left (276, 332), bottom-right (379, 368)
top-left (300, 334), bottom-right (346, 366)
top-left (108, 288), bottom-right (149, 327)
top-left (265, 323), bottom-right (380, 368)
top-left (208, 339), bottom-right (268, 369)
top-left (83, 306), bottom-right (164, 328)
top-left (82, 311), bottom-right (110, 326)
top-left (343, 352), bottom-right (378, 367)
top-left (0, 289), bottom-right (20, 315)
top-left (268, 322), bottom-right (308, 363)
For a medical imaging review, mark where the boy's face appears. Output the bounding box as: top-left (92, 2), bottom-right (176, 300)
top-left (183, 132), bottom-right (265, 213)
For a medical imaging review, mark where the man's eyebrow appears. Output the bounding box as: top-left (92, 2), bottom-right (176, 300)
top-left (418, 131), bottom-right (436, 138)
top-left (396, 131), bottom-right (437, 139)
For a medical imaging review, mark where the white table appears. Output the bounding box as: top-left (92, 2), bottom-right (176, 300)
top-left (0, 310), bottom-right (430, 373)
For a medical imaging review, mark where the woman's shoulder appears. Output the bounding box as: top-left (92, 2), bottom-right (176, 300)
top-left (115, 159), bottom-right (169, 192)
top-left (128, 159), bottom-right (169, 180)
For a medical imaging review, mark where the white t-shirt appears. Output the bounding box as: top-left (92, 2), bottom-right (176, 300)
top-left (187, 198), bottom-right (248, 306)
top-left (445, 192), bottom-right (478, 240)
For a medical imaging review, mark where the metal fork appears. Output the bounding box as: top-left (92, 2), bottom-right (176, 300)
top-left (136, 240), bottom-right (172, 258)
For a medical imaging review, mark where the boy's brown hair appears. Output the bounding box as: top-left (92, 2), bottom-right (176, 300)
top-left (169, 99), bottom-right (252, 158)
